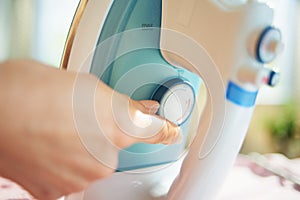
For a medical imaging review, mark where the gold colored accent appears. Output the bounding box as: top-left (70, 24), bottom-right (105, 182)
top-left (60, 0), bottom-right (89, 70)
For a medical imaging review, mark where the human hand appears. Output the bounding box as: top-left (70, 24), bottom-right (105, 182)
top-left (0, 60), bottom-right (181, 200)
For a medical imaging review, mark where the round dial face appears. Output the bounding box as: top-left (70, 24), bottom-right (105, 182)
top-left (257, 26), bottom-right (282, 63)
top-left (153, 79), bottom-right (195, 125)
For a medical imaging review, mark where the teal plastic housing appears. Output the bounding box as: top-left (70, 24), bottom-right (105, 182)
top-left (90, 0), bottom-right (202, 171)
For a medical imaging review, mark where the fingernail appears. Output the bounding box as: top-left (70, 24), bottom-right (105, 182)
top-left (140, 101), bottom-right (160, 114)
top-left (142, 101), bottom-right (160, 109)
top-left (148, 104), bottom-right (160, 115)
top-left (148, 103), bottom-right (160, 111)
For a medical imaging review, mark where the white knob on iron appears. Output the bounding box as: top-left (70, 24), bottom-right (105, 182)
top-left (237, 66), bottom-right (280, 87)
top-left (151, 78), bottom-right (195, 126)
top-left (256, 26), bottom-right (283, 63)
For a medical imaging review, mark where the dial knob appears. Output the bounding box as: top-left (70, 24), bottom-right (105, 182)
top-left (152, 78), bottom-right (195, 125)
top-left (267, 70), bottom-right (280, 87)
top-left (237, 66), bottom-right (280, 87)
top-left (256, 26), bottom-right (283, 63)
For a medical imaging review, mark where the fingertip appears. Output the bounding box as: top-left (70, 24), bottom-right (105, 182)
top-left (158, 120), bottom-right (182, 145)
top-left (128, 108), bottom-right (182, 146)
top-left (139, 100), bottom-right (160, 114)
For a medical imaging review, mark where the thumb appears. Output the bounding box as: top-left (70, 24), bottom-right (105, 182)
top-left (128, 100), bottom-right (183, 145)
top-left (132, 100), bottom-right (160, 115)
top-left (142, 114), bottom-right (183, 145)
top-left (111, 93), bottom-right (183, 148)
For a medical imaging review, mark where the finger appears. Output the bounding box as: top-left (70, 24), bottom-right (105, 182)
top-left (146, 115), bottom-right (183, 145)
top-left (132, 100), bottom-right (160, 115)
top-left (111, 95), bottom-right (182, 148)
top-left (129, 110), bottom-right (183, 145)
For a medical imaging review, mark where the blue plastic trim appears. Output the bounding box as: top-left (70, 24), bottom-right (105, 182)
top-left (226, 81), bottom-right (258, 107)
top-left (116, 160), bottom-right (174, 172)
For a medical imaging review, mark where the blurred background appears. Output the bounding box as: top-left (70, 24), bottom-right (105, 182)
top-left (0, 0), bottom-right (299, 158)
top-left (0, 0), bottom-right (79, 66)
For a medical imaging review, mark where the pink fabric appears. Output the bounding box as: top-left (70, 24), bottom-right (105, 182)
top-left (0, 177), bottom-right (34, 200)
top-left (219, 154), bottom-right (300, 200)
top-left (0, 154), bottom-right (299, 200)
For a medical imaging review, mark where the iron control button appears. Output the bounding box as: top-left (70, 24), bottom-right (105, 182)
top-left (237, 66), bottom-right (280, 87)
top-left (256, 26), bottom-right (283, 63)
top-left (267, 70), bottom-right (280, 87)
top-left (152, 78), bottom-right (195, 125)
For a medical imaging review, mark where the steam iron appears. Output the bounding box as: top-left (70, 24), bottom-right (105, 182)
top-left (61, 0), bottom-right (283, 199)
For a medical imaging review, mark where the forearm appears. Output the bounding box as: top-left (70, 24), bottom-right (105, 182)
top-left (0, 59), bottom-right (181, 200)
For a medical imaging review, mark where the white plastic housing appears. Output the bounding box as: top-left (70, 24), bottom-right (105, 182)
top-left (63, 0), bottom-right (277, 200)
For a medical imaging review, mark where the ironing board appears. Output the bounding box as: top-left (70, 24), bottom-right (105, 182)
top-left (1, 154), bottom-right (299, 200)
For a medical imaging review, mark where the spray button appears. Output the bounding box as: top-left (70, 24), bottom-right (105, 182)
top-left (237, 65), bottom-right (280, 87)
top-left (256, 26), bottom-right (283, 63)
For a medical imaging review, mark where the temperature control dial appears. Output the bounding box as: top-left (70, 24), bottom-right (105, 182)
top-left (152, 78), bottom-right (195, 126)
top-left (256, 26), bottom-right (283, 63)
